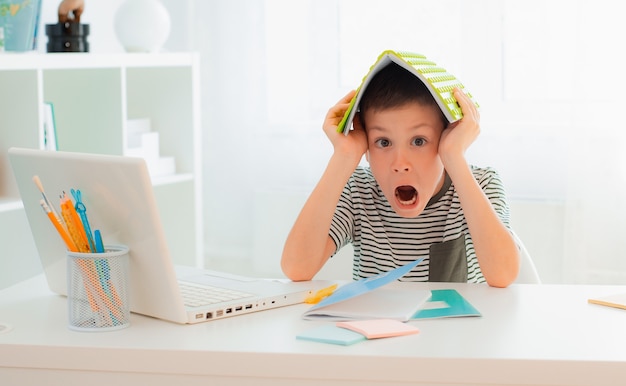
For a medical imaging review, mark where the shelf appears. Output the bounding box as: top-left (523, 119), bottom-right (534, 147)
top-left (151, 173), bottom-right (195, 186)
top-left (0, 198), bottom-right (23, 213)
top-left (0, 52), bottom-right (199, 71)
top-left (0, 52), bottom-right (204, 288)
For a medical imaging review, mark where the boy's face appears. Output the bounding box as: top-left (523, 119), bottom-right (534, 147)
top-left (364, 102), bottom-right (446, 218)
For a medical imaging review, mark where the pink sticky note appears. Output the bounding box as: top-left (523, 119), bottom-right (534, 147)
top-left (336, 319), bottom-right (419, 339)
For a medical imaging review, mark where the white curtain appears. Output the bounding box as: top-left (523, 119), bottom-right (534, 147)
top-left (191, 0), bottom-right (626, 283)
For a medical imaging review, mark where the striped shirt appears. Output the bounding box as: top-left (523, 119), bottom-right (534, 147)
top-left (328, 166), bottom-right (511, 283)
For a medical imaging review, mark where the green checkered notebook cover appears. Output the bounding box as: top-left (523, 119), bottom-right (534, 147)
top-left (337, 50), bottom-right (479, 134)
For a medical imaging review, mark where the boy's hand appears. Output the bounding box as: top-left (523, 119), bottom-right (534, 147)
top-left (323, 91), bottom-right (368, 165)
top-left (438, 88), bottom-right (480, 169)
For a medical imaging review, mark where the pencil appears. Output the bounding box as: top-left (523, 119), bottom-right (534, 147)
top-left (60, 193), bottom-right (90, 253)
top-left (61, 194), bottom-right (124, 318)
top-left (33, 175), bottom-right (66, 232)
top-left (40, 199), bottom-right (77, 252)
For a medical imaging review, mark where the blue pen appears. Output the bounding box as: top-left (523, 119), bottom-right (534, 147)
top-left (94, 230), bottom-right (108, 289)
top-left (94, 230), bottom-right (109, 294)
top-left (94, 229), bottom-right (105, 253)
top-left (71, 188), bottom-right (96, 253)
top-left (94, 229), bottom-right (120, 323)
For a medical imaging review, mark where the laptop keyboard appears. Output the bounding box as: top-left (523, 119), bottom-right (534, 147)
top-left (179, 282), bottom-right (254, 307)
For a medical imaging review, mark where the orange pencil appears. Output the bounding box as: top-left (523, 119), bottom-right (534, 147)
top-left (60, 194), bottom-right (90, 253)
top-left (40, 199), bottom-right (77, 252)
top-left (59, 194), bottom-right (124, 318)
top-left (75, 258), bottom-right (124, 320)
top-left (40, 199), bottom-right (102, 313)
top-left (40, 195), bottom-right (119, 319)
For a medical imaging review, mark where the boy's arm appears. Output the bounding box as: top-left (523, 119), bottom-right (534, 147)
top-left (281, 154), bottom-right (355, 281)
top-left (439, 89), bottom-right (520, 288)
top-left (281, 91), bottom-right (367, 281)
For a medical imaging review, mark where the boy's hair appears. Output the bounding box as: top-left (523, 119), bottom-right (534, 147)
top-left (358, 63), bottom-right (448, 128)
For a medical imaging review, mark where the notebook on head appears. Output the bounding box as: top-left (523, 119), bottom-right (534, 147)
top-left (9, 147), bottom-right (325, 324)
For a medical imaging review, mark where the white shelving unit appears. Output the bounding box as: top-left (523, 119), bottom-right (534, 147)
top-left (0, 52), bottom-right (203, 289)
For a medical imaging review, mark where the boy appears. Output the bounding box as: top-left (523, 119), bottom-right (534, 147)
top-left (281, 63), bottom-right (519, 288)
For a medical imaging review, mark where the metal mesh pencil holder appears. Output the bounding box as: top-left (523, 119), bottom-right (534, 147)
top-left (66, 245), bottom-right (130, 332)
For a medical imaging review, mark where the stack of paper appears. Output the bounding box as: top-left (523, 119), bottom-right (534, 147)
top-left (297, 319), bottom-right (419, 346)
top-left (124, 118), bottom-right (176, 177)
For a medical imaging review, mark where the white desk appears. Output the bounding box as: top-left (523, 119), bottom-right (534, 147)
top-left (1, 275), bottom-right (626, 386)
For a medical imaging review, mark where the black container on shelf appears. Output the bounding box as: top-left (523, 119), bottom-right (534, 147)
top-left (45, 22), bottom-right (90, 53)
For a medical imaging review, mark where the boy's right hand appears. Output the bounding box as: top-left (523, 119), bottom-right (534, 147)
top-left (323, 90), bottom-right (368, 165)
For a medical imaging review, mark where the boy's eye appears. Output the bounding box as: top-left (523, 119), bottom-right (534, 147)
top-left (375, 138), bottom-right (391, 148)
top-left (412, 138), bottom-right (426, 146)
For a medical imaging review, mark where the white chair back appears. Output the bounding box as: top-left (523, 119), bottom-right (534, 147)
top-left (512, 232), bottom-right (541, 284)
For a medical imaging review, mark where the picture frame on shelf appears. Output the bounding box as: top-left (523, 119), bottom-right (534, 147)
top-left (42, 102), bottom-right (58, 151)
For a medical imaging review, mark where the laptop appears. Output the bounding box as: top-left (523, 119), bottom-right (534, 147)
top-left (8, 147), bottom-right (326, 324)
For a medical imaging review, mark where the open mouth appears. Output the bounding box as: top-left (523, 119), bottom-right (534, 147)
top-left (395, 185), bottom-right (417, 206)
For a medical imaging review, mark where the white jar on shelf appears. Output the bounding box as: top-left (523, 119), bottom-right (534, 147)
top-left (113, 0), bottom-right (171, 53)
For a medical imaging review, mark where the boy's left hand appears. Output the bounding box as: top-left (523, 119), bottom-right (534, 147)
top-left (438, 88), bottom-right (480, 169)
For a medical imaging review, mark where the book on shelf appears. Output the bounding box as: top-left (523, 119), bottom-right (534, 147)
top-left (337, 49), bottom-right (479, 135)
top-left (42, 102), bottom-right (58, 151)
top-left (0, 0), bottom-right (42, 52)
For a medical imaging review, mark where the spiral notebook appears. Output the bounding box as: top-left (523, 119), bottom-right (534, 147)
top-left (337, 49), bottom-right (479, 134)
